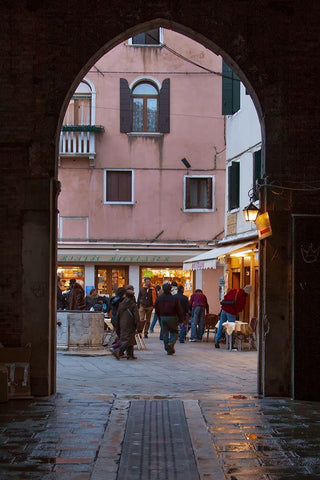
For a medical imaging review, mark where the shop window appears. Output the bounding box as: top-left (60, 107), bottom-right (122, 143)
top-left (63, 81), bottom-right (93, 126)
top-left (57, 266), bottom-right (85, 291)
top-left (184, 176), bottom-right (214, 211)
top-left (129, 28), bottom-right (162, 46)
top-left (120, 78), bottom-right (170, 133)
top-left (228, 161), bottom-right (240, 211)
top-left (96, 267), bottom-right (128, 296)
top-left (104, 169), bottom-right (134, 204)
top-left (222, 60), bottom-right (240, 115)
top-left (140, 267), bottom-right (194, 298)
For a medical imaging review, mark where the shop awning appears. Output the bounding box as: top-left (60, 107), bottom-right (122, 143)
top-left (183, 241), bottom-right (257, 270)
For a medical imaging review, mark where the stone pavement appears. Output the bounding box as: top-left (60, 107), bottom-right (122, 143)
top-left (0, 332), bottom-right (320, 479)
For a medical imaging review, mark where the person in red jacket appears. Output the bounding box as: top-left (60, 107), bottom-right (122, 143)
top-left (189, 289), bottom-right (209, 341)
top-left (215, 285), bottom-right (251, 348)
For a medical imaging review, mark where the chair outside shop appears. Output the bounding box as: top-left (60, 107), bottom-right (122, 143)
top-left (204, 313), bottom-right (219, 342)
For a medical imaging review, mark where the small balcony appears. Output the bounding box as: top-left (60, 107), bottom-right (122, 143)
top-left (59, 125), bottom-right (104, 166)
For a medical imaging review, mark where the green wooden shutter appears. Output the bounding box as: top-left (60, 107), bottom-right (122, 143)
top-left (159, 78), bottom-right (170, 133)
top-left (222, 60), bottom-right (240, 115)
top-left (253, 149), bottom-right (262, 201)
top-left (120, 78), bottom-right (132, 133)
top-left (228, 162), bottom-right (240, 210)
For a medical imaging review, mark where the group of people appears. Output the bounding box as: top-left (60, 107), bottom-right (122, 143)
top-left (57, 275), bottom-right (251, 359)
top-left (110, 278), bottom-right (210, 359)
top-left (57, 277), bottom-right (109, 312)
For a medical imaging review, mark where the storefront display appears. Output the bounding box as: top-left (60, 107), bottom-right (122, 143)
top-left (140, 267), bottom-right (194, 297)
top-left (96, 267), bottom-right (128, 297)
top-left (57, 266), bottom-right (85, 291)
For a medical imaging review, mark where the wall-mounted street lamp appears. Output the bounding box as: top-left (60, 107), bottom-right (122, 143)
top-left (243, 202), bottom-right (259, 222)
top-left (181, 158), bottom-right (191, 169)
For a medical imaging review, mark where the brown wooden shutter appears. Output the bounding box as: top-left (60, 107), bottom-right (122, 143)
top-left (207, 178), bottom-right (213, 209)
top-left (185, 177), bottom-right (191, 209)
top-left (159, 78), bottom-right (170, 133)
top-left (106, 171), bottom-right (132, 202)
top-left (120, 78), bottom-right (132, 133)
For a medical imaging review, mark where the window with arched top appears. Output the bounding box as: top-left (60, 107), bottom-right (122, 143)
top-left (63, 81), bottom-right (92, 126)
top-left (132, 82), bottom-right (158, 132)
top-left (120, 78), bottom-right (170, 134)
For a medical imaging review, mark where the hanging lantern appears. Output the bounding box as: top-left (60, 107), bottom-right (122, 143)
top-left (243, 202), bottom-right (259, 222)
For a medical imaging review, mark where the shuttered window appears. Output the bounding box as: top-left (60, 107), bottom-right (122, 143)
top-left (185, 176), bottom-right (213, 210)
top-left (132, 29), bottom-right (160, 45)
top-left (120, 78), bottom-right (170, 133)
top-left (253, 149), bottom-right (262, 201)
top-left (132, 82), bottom-right (158, 132)
top-left (105, 170), bottom-right (133, 203)
top-left (222, 60), bottom-right (240, 115)
top-left (228, 162), bottom-right (240, 210)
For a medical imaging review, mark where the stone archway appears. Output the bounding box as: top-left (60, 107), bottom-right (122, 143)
top-left (1, 2), bottom-right (318, 399)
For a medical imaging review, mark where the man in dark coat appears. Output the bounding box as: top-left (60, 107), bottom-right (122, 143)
top-left (174, 285), bottom-right (190, 343)
top-left (112, 285), bottom-right (140, 360)
top-left (155, 282), bottom-right (183, 355)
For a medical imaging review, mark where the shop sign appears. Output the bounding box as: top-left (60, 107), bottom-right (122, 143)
top-left (59, 254), bottom-right (171, 263)
top-left (256, 212), bottom-right (272, 240)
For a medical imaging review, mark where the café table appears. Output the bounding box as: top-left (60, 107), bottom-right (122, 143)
top-left (215, 320), bottom-right (252, 350)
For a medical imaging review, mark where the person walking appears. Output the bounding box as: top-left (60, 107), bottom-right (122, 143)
top-left (174, 285), bottom-right (190, 343)
top-left (189, 289), bottom-right (209, 342)
top-left (149, 285), bottom-right (162, 333)
top-left (108, 287), bottom-right (126, 351)
top-left (137, 277), bottom-right (157, 338)
top-left (112, 285), bottom-right (141, 360)
top-left (155, 282), bottom-right (183, 355)
top-left (215, 285), bottom-right (251, 349)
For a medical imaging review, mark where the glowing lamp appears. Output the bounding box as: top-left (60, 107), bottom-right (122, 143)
top-left (243, 202), bottom-right (259, 222)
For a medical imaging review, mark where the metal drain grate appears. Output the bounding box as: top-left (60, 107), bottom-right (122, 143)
top-left (117, 399), bottom-right (200, 480)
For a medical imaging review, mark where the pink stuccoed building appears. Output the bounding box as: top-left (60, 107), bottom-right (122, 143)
top-left (57, 28), bottom-right (226, 312)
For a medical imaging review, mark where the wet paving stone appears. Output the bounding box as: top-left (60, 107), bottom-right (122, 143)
top-left (0, 394), bottom-right (113, 479)
top-left (1, 344), bottom-right (320, 479)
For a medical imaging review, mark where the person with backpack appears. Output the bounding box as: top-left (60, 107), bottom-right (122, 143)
top-left (215, 285), bottom-right (251, 349)
top-left (111, 285), bottom-right (141, 360)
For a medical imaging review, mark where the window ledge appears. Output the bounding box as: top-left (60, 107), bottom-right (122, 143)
top-left (104, 202), bottom-right (135, 205)
top-left (184, 208), bottom-right (215, 213)
top-left (127, 132), bottom-right (164, 137)
top-left (228, 208), bottom-right (240, 214)
top-left (126, 44), bottom-right (163, 48)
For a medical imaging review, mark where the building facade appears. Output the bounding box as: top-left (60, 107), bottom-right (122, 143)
top-left (184, 71), bottom-right (262, 322)
top-left (57, 28), bottom-right (226, 309)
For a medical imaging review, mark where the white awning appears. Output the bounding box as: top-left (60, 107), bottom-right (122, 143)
top-left (183, 241), bottom-right (257, 270)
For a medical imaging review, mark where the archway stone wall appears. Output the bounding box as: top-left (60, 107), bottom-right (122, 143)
top-left (0, 1), bottom-right (318, 398)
